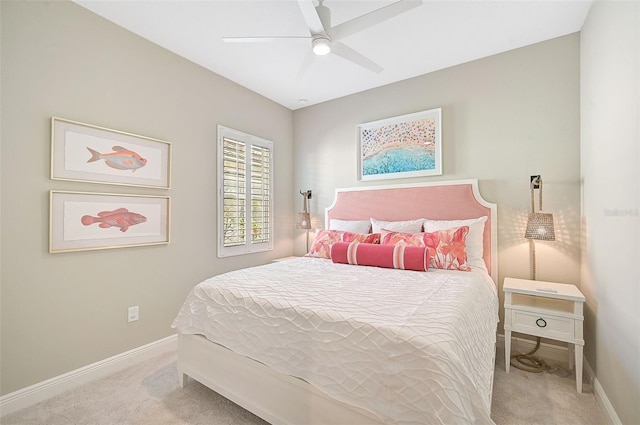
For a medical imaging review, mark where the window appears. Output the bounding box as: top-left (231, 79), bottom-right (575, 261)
top-left (217, 125), bottom-right (273, 257)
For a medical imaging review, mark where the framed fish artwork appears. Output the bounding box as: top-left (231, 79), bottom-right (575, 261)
top-left (50, 191), bottom-right (170, 253)
top-left (51, 117), bottom-right (171, 189)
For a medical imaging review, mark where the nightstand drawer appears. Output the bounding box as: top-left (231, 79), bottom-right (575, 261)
top-left (510, 310), bottom-right (574, 340)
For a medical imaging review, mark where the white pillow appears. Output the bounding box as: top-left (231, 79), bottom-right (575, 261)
top-left (370, 217), bottom-right (424, 233)
top-left (422, 216), bottom-right (488, 271)
top-left (329, 219), bottom-right (371, 234)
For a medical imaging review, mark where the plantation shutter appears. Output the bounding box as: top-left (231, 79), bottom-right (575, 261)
top-left (222, 137), bottom-right (246, 247)
top-left (218, 126), bottom-right (273, 257)
top-left (250, 145), bottom-right (271, 244)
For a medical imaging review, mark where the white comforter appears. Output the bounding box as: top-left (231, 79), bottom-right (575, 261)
top-left (172, 257), bottom-right (499, 424)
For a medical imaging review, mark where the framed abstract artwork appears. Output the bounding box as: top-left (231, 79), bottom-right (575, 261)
top-left (50, 191), bottom-right (171, 253)
top-left (51, 117), bottom-right (171, 189)
top-left (357, 108), bottom-right (442, 181)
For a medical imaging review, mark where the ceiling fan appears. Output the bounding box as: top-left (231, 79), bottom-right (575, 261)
top-left (223, 0), bottom-right (422, 74)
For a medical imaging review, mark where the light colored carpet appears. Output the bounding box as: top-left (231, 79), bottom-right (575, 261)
top-left (1, 345), bottom-right (608, 425)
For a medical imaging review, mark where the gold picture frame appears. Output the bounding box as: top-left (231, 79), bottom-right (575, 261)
top-left (51, 117), bottom-right (171, 189)
top-left (50, 191), bottom-right (171, 253)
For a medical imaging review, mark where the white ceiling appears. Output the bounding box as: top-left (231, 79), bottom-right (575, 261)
top-left (74, 0), bottom-right (592, 110)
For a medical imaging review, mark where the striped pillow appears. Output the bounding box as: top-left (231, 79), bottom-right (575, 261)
top-left (331, 241), bottom-right (430, 272)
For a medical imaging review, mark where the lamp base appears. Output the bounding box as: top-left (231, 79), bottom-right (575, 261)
top-left (305, 229), bottom-right (309, 253)
top-left (529, 239), bottom-right (537, 280)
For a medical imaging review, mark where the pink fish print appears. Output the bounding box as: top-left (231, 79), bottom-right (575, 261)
top-left (81, 208), bottom-right (147, 232)
top-left (86, 146), bottom-right (147, 172)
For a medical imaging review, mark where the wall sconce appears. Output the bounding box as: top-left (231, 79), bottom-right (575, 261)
top-left (296, 190), bottom-right (312, 251)
top-left (512, 175), bottom-right (557, 374)
top-left (524, 175), bottom-right (555, 280)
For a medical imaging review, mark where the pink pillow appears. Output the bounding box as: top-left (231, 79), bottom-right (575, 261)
top-left (307, 230), bottom-right (380, 259)
top-left (331, 242), bottom-right (431, 272)
top-left (380, 227), bottom-right (471, 271)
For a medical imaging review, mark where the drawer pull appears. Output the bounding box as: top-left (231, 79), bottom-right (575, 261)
top-left (536, 318), bottom-right (547, 328)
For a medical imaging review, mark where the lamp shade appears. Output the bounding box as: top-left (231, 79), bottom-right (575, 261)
top-left (296, 212), bottom-right (311, 230)
top-left (524, 212), bottom-right (555, 241)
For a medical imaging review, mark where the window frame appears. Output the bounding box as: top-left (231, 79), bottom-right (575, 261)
top-left (217, 125), bottom-right (274, 258)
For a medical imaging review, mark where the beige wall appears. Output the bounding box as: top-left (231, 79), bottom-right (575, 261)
top-left (581, 2), bottom-right (640, 423)
top-left (293, 34), bottom-right (582, 334)
top-left (0, 1), bottom-right (294, 395)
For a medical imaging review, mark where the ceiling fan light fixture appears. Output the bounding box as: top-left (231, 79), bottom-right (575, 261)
top-left (312, 36), bottom-right (331, 55)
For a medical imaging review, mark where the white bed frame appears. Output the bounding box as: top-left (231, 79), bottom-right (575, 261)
top-left (178, 179), bottom-right (498, 424)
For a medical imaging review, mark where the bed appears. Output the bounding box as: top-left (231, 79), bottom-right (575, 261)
top-left (172, 179), bottom-right (499, 424)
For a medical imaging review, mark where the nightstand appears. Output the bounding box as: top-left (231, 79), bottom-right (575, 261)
top-left (503, 277), bottom-right (585, 393)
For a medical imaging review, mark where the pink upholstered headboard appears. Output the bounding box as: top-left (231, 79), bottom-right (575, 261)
top-left (325, 179), bottom-right (498, 282)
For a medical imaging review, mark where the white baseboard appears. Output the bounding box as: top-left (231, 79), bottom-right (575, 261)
top-left (499, 334), bottom-right (621, 425)
top-left (0, 334), bottom-right (177, 417)
top-left (583, 359), bottom-right (623, 425)
top-left (592, 378), bottom-right (623, 425)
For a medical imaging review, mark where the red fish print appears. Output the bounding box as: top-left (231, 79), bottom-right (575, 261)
top-left (81, 208), bottom-right (147, 232)
top-left (86, 146), bottom-right (147, 172)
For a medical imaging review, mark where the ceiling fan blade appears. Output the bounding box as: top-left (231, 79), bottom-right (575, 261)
top-left (223, 36), bottom-right (310, 43)
top-left (331, 42), bottom-right (383, 73)
top-left (297, 0), bottom-right (326, 34)
top-left (327, 0), bottom-right (422, 41)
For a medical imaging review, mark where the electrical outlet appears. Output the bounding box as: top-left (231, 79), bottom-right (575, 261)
top-left (127, 306), bottom-right (139, 323)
